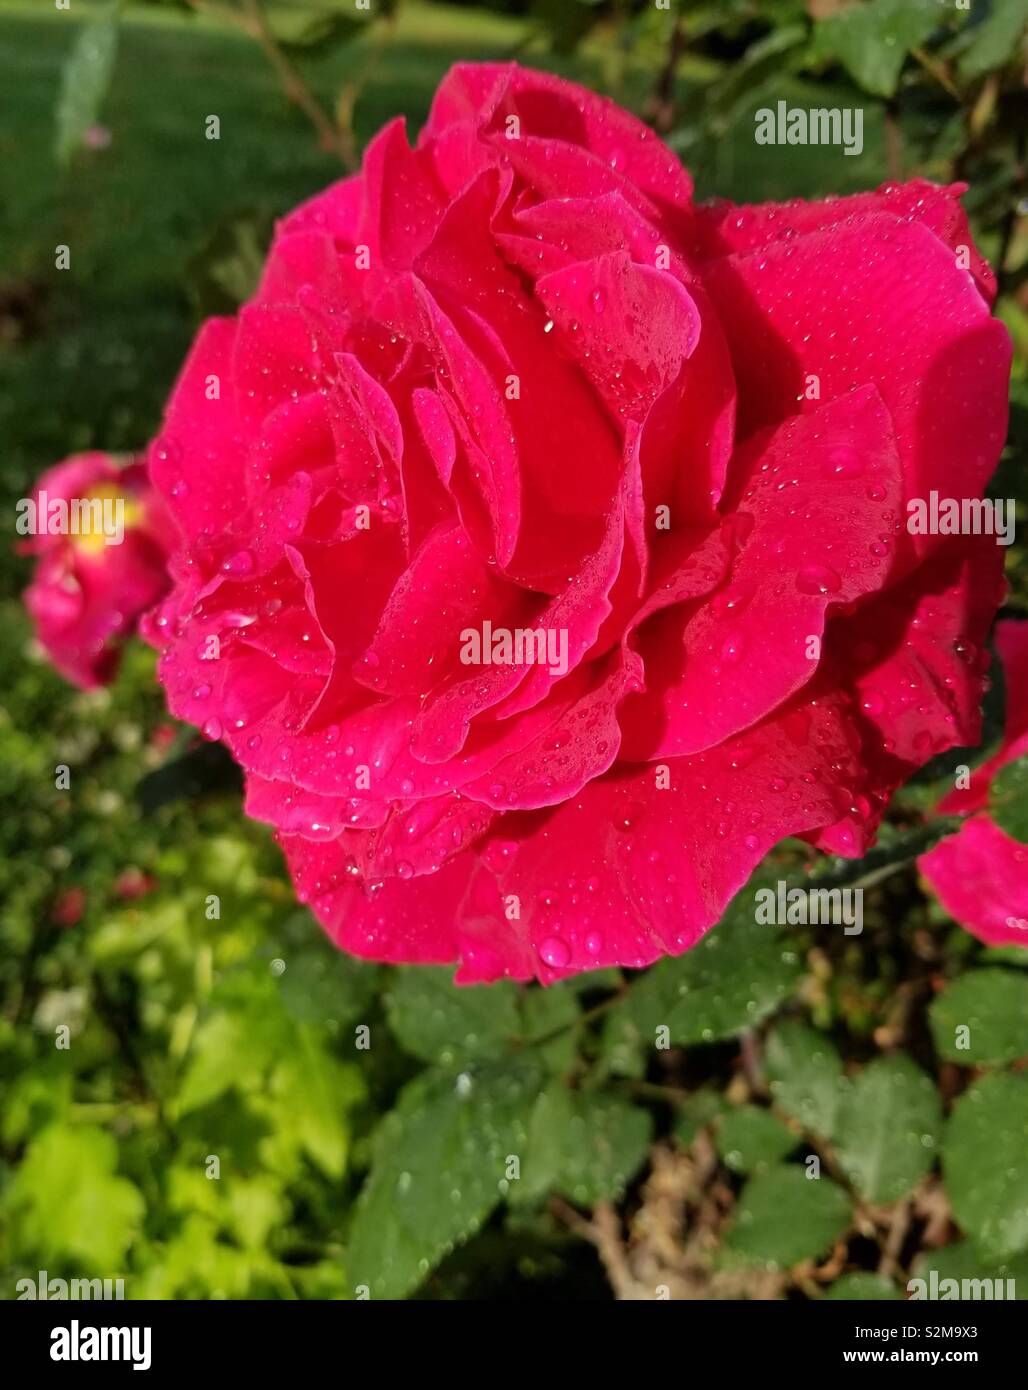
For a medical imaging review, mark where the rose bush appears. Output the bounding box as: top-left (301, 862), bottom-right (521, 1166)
top-left (21, 452), bottom-right (171, 690)
top-left (142, 63), bottom-right (1011, 982)
top-left (919, 619), bottom-right (1028, 946)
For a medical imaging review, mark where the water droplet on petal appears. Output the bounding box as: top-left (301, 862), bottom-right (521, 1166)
top-left (538, 936), bottom-right (571, 969)
top-left (796, 564), bottom-right (842, 596)
top-left (826, 445), bottom-right (863, 478)
top-left (222, 549), bottom-right (254, 576)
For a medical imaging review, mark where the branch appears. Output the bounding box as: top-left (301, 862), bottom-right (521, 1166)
top-left (646, 14), bottom-right (686, 134)
top-left (240, 0), bottom-right (348, 163)
top-left (185, 0), bottom-right (349, 164)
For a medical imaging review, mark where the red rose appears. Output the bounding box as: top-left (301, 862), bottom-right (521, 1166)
top-left (146, 64), bottom-right (1010, 981)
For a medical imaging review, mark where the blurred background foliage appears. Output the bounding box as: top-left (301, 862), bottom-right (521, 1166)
top-left (1, 0), bottom-right (1028, 1300)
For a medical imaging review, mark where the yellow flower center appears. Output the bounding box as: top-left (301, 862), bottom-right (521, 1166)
top-left (69, 483), bottom-right (141, 555)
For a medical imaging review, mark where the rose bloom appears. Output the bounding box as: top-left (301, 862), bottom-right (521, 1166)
top-left (919, 620), bottom-right (1028, 947)
top-left (145, 64), bottom-right (1010, 982)
top-left (21, 452), bottom-right (172, 690)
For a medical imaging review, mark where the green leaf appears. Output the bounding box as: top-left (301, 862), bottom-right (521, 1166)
top-left (616, 885), bottom-right (801, 1045)
top-left (704, 24), bottom-right (809, 119)
top-left (944, 1072), bottom-right (1028, 1260)
top-left (980, 945), bottom-right (1028, 969)
top-left (347, 1057), bottom-right (543, 1299)
top-left (530, 0), bottom-right (605, 56)
top-left (716, 1105), bottom-right (797, 1174)
top-left (725, 1166), bottom-right (852, 1268)
top-left (54, 5), bottom-right (121, 167)
top-left (812, 0), bottom-right (940, 97)
top-left (1, 1063), bottom-right (73, 1144)
top-left (270, 908), bottom-right (381, 1028)
top-left (519, 984), bottom-right (580, 1073)
top-left (7, 1125), bottom-right (143, 1268)
top-left (225, 1177), bottom-right (287, 1251)
top-left (673, 1089), bottom-right (725, 1148)
top-left (176, 1009), bottom-right (274, 1115)
top-left (518, 1083), bottom-right (652, 1206)
top-left (835, 1056), bottom-right (942, 1203)
top-left (597, 1009), bottom-right (647, 1080)
top-left (186, 210), bottom-right (276, 318)
top-left (990, 755), bottom-right (1028, 842)
top-left (766, 1021), bottom-right (847, 1139)
top-left (930, 969), bottom-right (1028, 1066)
top-left (176, 979), bottom-right (293, 1117)
top-left (268, 1029), bottom-right (364, 1178)
top-left (385, 966), bottom-right (520, 1066)
top-left (957, 0), bottom-right (1028, 81)
top-left (824, 1272), bottom-right (901, 1300)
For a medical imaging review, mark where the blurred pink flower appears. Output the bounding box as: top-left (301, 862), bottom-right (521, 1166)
top-left (21, 451), bottom-right (173, 690)
top-left (82, 124), bottom-right (112, 151)
top-left (52, 886), bottom-right (86, 927)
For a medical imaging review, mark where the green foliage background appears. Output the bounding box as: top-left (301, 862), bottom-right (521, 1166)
top-left (1, 0), bottom-right (1027, 1300)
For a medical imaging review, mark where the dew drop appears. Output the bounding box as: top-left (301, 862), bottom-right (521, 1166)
top-left (796, 564), bottom-right (842, 596)
top-left (222, 549), bottom-right (254, 576)
top-left (538, 936), bottom-right (571, 968)
top-left (826, 445), bottom-right (863, 478)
